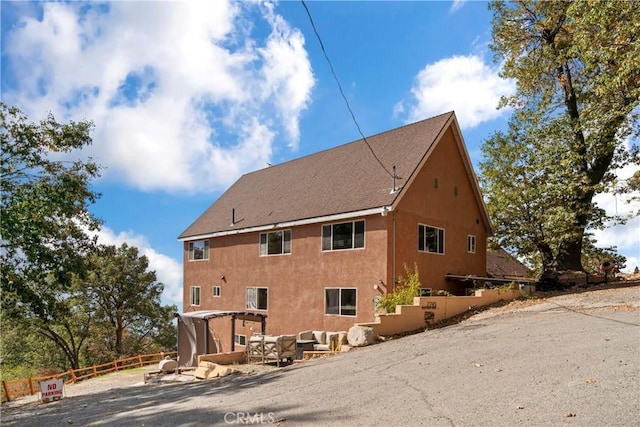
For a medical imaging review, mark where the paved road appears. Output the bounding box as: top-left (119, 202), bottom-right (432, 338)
top-left (3, 285), bottom-right (639, 426)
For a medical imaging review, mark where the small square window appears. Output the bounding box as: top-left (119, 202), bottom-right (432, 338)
top-left (418, 288), bottom-right (432, 297)
top-left (234, 334), bottom-right (246, 346)
top-left (213, 286), bottom-right (221, 297)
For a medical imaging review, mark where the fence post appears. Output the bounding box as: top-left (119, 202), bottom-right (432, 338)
top-left (2, 380), bottom-right (10, 402)
top-left (114, 360), bottom-right (119, 372)
top-left (71, 369), bottom-right (77, 383)
top-left (28, 377), bottom-right (35, 395)
top-left (93, 365), bottom-right (97, 378)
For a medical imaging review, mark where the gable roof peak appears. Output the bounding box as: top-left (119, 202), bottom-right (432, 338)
top-left (178, 111), bottom-right (481, 240)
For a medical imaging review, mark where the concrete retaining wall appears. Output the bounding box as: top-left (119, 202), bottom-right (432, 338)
top-left (358, 286), bottom-right (534, 337)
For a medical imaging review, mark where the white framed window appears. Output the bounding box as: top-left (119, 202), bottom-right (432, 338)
top-left (212, 286), bottom-right (221, 297)
top-left (325, 288), bottom-right (357, 316)
top-left (190, 286), bottom-right (201, 306)
top-left (418, 288), bottom-right (432, 297)
top-left (418, 224), bottom-right (445, 254)
top-left (246, 287), bottom-right (268, 310)
top-left (188, 240), bottom-right (210, 261)
top-left (259, 230), bottom-right (291, 256)
top-left (234, 334), bottom-right (246, 346)
top-left (322, 220), bottom-right (365, 251)
top-left (467, 235), bottom-right (476, 254)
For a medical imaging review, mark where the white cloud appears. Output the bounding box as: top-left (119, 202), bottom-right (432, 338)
top-left (92, 227), bottom-right (183, 308)
top-left (2, 0), bottom-right (314, 192)
top-left (450, 0), bottom-right (466, 14)
top-left (592, 163), bottom-right (640, 272)
top-left (404, 55), bottom-right (515, 128)
top-left (392, 100), bottom-right (405, 118)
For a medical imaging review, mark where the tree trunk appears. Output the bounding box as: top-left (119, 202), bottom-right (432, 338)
top-left (115, 319), bottom-right (124, 357)
top-left (555, 238), bottom-right (584, 271)
top-left (537, 242), bottom-right (564, 291)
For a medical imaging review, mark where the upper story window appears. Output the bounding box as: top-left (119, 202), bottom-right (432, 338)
top-left (246, 287), bottom-right (268, 311)
top-left (259, 230), bottom-right (291, 256)
top-left (418, 224), bottom-right (445, 254)
top-left (188, 240), bottom-right (210, 261)
top-left (322, 220), bottom-right (365, 251)
top-left (212, 286), bottom-right (221, 297)
top-left (467, 235), bottom-right (477, 254)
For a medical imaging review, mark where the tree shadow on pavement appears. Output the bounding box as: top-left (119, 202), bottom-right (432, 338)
top-left (2, 365), bottom-right (349, 426)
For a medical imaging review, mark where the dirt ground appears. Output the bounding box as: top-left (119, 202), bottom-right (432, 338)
top-left (2, 361), bottom-right (278, 409)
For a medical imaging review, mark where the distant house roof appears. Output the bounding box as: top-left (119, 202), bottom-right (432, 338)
top-left (179, 111), bottom-right (492, 240)
top-left (486, 248), bottom-right (533, 278)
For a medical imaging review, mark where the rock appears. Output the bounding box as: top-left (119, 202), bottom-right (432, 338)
top-left (194, 361), bottom-right (236, 379)
top-left (158, 358), bottom-right (177, 373)
top-left (347, 326), bottom-right (377, 347)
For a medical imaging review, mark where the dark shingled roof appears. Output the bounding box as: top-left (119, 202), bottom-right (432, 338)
top-left (179, 112), bottom-right (487, 240)
top-left (486, 248), bottom-right (533, 278)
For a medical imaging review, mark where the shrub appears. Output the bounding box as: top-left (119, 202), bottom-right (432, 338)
top-left (376, 264), bottom-right (421, 313)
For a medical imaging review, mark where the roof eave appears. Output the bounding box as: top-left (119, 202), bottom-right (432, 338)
top-left (177, 206), bottom-right (392, 241)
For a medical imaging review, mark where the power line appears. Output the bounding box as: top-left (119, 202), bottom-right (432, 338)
top-left (300, 0), bottom-right (395, 179)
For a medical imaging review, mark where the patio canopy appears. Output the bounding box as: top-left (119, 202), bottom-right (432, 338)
top-left (176, 310), bottom-right (267, 367)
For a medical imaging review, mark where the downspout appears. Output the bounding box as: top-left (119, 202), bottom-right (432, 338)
top-left (231, 315), bottom-right (236, 352)
top-left (392, 210), bottom-right (397, 291)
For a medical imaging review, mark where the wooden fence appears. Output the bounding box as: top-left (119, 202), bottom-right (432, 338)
top-left (1, 351), bottom-right (176, 403)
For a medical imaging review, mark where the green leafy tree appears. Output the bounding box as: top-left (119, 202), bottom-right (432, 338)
top-left (376, 264), bottom-right (421, 314)
top-left (481, 1), bottom-right (640, 288)
top-left (0, 315), bottom-right (70, 380)
top-left (82, 244), bottom-right (177, 361)
top-left (32, 283), bottom-right (93, 370)
top-left (1, 243), bottom-right (178, 372)
top-left (1, 103), bottom-right (101, 318)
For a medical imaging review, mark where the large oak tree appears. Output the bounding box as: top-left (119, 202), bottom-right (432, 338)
top-left (1, 102), bottom-right (101, 318)
top-left (481, 1), bottom-right (640, 287)
top-left (1, 105), bottom-right (175, 371)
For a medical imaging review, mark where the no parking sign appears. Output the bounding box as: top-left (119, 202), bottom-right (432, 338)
top-left (40, 378), bottom-right (64, 403)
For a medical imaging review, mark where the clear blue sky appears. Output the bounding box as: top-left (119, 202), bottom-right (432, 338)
top-left (2, 1), bottom-right (638, 307)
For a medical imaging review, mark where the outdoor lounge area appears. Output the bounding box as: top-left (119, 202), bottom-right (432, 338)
top-left (245, 331), bottom-right (349, 366)
top-left (247, 335), bottom-right (296, 367)
top-left (298, 330), bottom-right (347, 352)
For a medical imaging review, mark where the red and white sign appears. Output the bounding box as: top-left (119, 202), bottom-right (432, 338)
top-left (40, 378), bottom-right (64, 403)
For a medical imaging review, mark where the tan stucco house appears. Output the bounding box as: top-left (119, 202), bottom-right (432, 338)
top-left (178, 111), bottom-right (493, 353)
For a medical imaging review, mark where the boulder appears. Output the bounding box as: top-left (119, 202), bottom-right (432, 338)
top-left (194, 361), bottom-right (236, 379)
top-left (158, 358), bottom-right (177, 373)
top-left (347, 326), bottom-right (377, 347)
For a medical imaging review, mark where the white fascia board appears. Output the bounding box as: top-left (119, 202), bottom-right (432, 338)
top-left (178, 206), bottom-right (392, 242)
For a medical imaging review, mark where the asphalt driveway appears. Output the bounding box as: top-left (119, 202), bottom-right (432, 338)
top-left (3, 284), bottom-right (639, 426)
